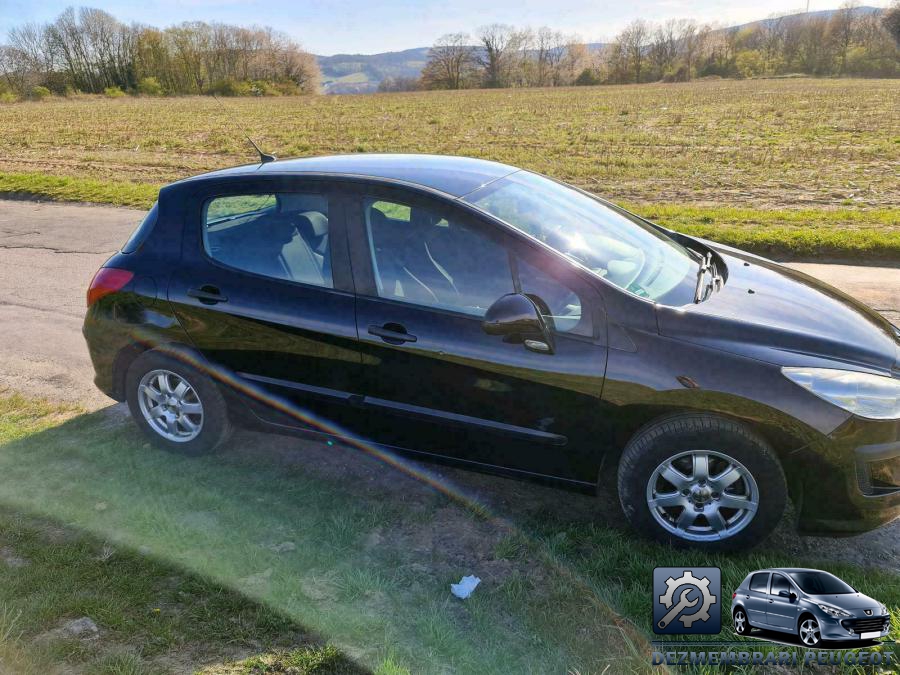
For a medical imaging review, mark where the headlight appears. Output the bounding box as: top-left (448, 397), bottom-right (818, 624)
top-left (818, 603), bottom-right (851, 618)
top-left (782, 367), bottom-right (900, 420)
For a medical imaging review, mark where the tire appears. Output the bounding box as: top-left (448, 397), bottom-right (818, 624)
top-left (617, 413), bottom-right (787, 550)
top-left (125, 349), bottom-right (232, 456)
top-left (733, 608), bottom-right (750, 636)
top-left (798, 615), bottom-right (821, 647)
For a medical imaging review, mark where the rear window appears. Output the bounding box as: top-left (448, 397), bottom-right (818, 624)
top-left (121, 202), bottom-right (158, 254)
top-left (749, 573), bottom-right (770, 592)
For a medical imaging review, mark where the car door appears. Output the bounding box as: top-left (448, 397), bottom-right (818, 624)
top-left (344, 183), bottom-right (609, 481)
top-left (167, 176), bottom-right (365, 433)
top-left (743, 572), bottom-right (771, 626)
top-left (767, 573), bottom-right (799, 631)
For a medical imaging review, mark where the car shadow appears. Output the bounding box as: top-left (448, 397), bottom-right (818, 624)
top-left (742, 627), bottom-right (885, 650)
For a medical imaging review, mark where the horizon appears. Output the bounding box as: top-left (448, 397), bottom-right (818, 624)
top-left (0, 0), bottom-right (891, 56)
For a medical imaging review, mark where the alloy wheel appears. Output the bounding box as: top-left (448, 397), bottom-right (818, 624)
top-left (137, 369), bottom-right (204, 442)
top-left (646, 449), bottom-right (760, 541)
top-left (734, 610), bottom-right (747, 634)
top-left (800, 618), bottom-right (821, 646)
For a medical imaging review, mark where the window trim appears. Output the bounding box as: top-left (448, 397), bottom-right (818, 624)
top-left (346, 185), bottom-right (603, 343)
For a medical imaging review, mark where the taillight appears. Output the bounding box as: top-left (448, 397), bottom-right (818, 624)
top-left (732, 592), bottom-right (737, 599)
top-left (87, 267), bottom-right (133, 307)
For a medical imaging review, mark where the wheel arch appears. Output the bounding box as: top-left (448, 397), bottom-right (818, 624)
top-left (605, 404), bottom-right (811, 503)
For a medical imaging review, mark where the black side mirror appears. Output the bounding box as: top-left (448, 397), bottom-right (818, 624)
top-left (778, 590), bottom-right (796, 600)
top-left (482, 293), bottom-right (554, 354)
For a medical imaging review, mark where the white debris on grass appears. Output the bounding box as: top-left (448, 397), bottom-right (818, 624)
top-left (450, 575), bottom-right (481, 599)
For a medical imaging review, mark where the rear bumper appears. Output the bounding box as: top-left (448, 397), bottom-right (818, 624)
top-left (796, 417), bottom-right (900, 535)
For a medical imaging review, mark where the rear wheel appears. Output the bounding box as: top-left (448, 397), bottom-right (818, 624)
top-left (733, 608), bottom-right (749, 635)
top-left (617, 413), bottom-right (787, 550)
top-left (126, 350), bottom-right (231, 455)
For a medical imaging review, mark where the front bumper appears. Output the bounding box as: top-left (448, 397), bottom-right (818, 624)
top-left (818, 614), bottom-right (892, 642)
top-left (795, 416), bottom-right (900, 535)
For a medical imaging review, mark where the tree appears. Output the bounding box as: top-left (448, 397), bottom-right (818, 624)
top-left (884, 1), bottom-right (900, 46)
top-left (617, 19), bottom-right (651, 83)
top-left (829, 2), bottom-right (860, 74)
top-left (421, 33), bottom-right (477, 89)
top-left (477, 24), bottom-right (527, 88)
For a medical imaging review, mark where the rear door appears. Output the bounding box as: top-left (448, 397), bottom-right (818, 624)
top-left (744, 572), bottom-right (771, 626)
top-left (345, 184), bottom-right (609, 481)
top-left (167, 176), bottom-right (365, 432)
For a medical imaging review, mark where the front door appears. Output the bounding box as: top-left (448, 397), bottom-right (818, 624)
top-left (345, 186), bottom-right (609, 482)
top-left (766, 573), bottom-right (799, 630)
top-left (167, 178), bottom-right (364, 434)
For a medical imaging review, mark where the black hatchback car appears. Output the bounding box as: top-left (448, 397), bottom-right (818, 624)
top-left (83, 154), bottom-right (900, 549)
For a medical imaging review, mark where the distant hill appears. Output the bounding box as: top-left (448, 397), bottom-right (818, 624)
top-left (315, 6), bottom-right (882, 94)
top-left (317, 47), bottom-right (430, 94)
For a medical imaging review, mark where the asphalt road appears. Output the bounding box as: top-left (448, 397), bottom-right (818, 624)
top-left (0, 197), bottom-right (898, 566)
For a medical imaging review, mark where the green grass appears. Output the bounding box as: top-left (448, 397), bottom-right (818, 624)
top-left (0, 78), bottom-right (898, 260)
top-left (0, 394), bottom-right (898, 673)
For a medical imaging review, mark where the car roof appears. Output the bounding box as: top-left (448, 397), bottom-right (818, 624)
top-left (175, 153), bottom-right (520, 198)
top-left (750, 568), bottom-right (822, 575)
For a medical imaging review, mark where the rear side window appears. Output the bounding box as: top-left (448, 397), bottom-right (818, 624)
top-left (121, 202), bottom-right (158, 254)
top-left (202, 192), bottom-right (332, 288)
top-left (749, 573), bottom-right (770, 592)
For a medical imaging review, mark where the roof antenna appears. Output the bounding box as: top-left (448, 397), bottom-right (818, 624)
top-left (212, 94), bottom-right (276, 164)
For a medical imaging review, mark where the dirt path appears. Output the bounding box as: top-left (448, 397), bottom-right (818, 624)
top-left (0, 198), bottom-right (897, 569)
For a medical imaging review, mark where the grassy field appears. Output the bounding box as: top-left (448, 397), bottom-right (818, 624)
top-left (1, 394), bottom-right (898, 674)
top-left (0, 78), bottom-right (898, 259)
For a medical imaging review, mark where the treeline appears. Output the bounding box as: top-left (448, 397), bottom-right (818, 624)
top-left (0, 6), bottom-right (320, 101)
top-left (393, 2), bottom-right (900, 92)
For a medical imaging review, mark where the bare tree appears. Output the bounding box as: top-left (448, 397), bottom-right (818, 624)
top-left (829, 1), bottom-right (860, 74)
top-left (885, 1), bottom-right (900, 45)
top-left (422, 32), bottom-right (477, 89)
top-left (477, 24), bottom-right (527, 87)
top-left (617, 19), bottom-right (651, 83)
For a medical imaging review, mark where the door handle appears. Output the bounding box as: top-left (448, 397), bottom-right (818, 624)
top-left (187, 285), bottom-right (228, 305)
top-left (368, 323), bottom-right (417, 344)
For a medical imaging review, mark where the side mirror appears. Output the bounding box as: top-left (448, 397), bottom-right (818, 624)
top-left (778, 590), bottom-right (796, 600)
top-left (482, 293), bottom-right (554, 354)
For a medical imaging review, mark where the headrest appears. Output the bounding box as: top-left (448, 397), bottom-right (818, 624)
top-left (260, 213), bottom-right (298, 245)
top-left (296, 211), bottom-right (329, 239)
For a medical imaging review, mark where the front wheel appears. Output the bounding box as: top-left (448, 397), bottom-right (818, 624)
top-left (799, 617), bottom-right (821, 646)
top-left (617, 413), bottom-right (787, 550)
top-left (126, 350), bottom-right (232, 455)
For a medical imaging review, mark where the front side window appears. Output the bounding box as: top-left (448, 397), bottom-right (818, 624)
top-left (363, 197), bottom-right (513, 316)
top-left (464, 170), bottom-right (699, 305)
top-left (203, 192), bottom-right (332, 288)
top-left (770, 574), bottom-right (791, 596)
top-left (516, 256), bottom-right (591, 337)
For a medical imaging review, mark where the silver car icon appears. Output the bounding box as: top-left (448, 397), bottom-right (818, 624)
top-left (731, 568), bottom-right (890, 646)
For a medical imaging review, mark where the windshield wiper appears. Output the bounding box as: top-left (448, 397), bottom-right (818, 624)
top-left (693, 252), bottom-right (713, 303)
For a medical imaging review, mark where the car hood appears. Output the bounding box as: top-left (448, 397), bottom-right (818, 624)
top-left (807, 593), bottom-right (883, 613)
top-left (656, 249), bottom-right (900, 373)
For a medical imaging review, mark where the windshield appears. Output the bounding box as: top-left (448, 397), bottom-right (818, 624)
top-left (788, 571), bottom-right (855, 595)
top-left (464, 171), bottom-right (698, 304)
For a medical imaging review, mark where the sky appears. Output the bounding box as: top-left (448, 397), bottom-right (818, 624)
top-left (0, 0), bottom-right (890, 55)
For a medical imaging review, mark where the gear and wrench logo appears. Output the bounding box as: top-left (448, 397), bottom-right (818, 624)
top-left (653, 567), bottom-right (721, 634)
